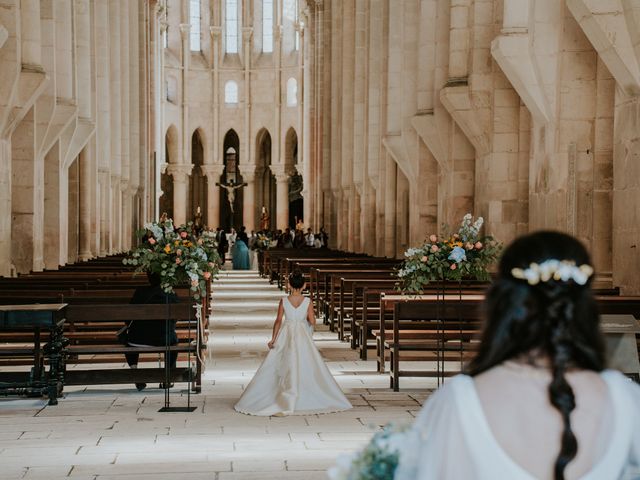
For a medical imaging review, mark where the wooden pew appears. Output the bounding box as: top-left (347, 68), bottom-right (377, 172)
top-left (380, 293), bottom-right (640, 390)
top-left (62, 303), bottom-right (203, 391)
top-left (0, 303), bottom-right (203, 392)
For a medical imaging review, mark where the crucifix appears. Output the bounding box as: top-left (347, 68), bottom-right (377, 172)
top-left (216, 179), bottom-right (247, 213)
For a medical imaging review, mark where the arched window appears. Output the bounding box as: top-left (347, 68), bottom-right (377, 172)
top-left (286, 78), bottom-right (297, 106)
top-left (225, 81), bottom-right (239, 104)
top-left (225, 0), bottom-right (240, 54)
top-left (189, 0), bottom-right (201, 51)
top-left (262, 0), bottom-right (273, 53)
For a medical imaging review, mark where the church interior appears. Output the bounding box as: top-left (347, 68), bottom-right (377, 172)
top-left (1, 0), bottom-right (640, 479)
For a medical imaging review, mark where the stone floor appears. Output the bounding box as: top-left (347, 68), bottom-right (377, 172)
top-left (0, 270), bottom-right (434, 479)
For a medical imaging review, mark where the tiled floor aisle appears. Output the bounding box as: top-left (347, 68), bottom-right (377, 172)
top-left (0, 270), bottom-right (431, 479)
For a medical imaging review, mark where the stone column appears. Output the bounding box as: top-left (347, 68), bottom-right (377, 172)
top-left (239, 165), bottom-right (257, 230)
top-left (167, 164), bottom-right (192, 225)
top-left (275, 172), bottom-right (290, 230)
top-left (0, 139), bottom-right (11, 276)
top-left (201, 164), bottom-right (225, 228)
top-left (99, 169), bottom-right (109, 256)
top-left (384, 155), bottom-right (397, 258)
top-left (210, 26), bottom-right (222, 165)
top-left (78, 144), bottom-right (93, 260)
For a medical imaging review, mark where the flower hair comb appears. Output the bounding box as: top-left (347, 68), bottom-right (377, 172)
top-left (511, 259), bottom-right (594, 286)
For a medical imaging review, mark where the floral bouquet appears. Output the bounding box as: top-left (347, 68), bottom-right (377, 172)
top-left (123, 219), bottom-right (220, 300)
top-left (397, 214), bottom-right (501, 294)
top-left (252, 233), bottom-right (271, 252)
top-left (328, 423), bottom-right (418, 480)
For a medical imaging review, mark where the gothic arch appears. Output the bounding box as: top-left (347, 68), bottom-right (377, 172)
top-left (192, 127), bottom-right (207, 159)
top-left (189, 129), bottom-right (208, 226)
top-left (165, 124), bottom-right (180, 164)
top-left (255, 128), bottom-right (276, 231)
top-left (284, 127), bottom-right (302, 226)
top-left (284, 127), bottom-right (298, 168)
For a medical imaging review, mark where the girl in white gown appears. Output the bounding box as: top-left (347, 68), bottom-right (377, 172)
top-left (234, 271), bottom-right (352, 416)
top-left (395, 231), bottom-right (640, 480)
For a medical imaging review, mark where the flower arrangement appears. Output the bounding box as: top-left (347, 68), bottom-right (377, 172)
top-left (397, 214), bottom-right (501, 293)
top-left (328, 423), bottom-right (417, 480)
top-left (252, 233), bottom-right (271, 252)
top-left (123, 219), bottom-right (220, 300)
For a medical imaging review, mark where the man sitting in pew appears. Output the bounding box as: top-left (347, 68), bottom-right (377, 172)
top-left (119, 272), bottom-right (179, 391)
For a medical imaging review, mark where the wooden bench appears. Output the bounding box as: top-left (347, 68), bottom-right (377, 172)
top-left (63, 303), bottom-right (203, 391)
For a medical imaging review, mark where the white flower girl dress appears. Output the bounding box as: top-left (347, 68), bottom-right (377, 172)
top-left (234, 296), bottom-right (352, 416)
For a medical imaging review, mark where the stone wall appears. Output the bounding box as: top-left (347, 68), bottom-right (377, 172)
top-left (0, 0), bottom-right (157, 276)
top-left (306, 0), bottom-right (640, 292)
top-left (161, 0), bottom-right (304, 231)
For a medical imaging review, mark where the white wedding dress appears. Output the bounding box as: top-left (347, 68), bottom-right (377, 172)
top-left (394, 369), bottom-right (640, 479)
top-left (234, 296), bottom-right (352, 416)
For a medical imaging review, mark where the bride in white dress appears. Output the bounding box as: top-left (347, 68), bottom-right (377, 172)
top-left (394, 231), bottom-right (640, 479)
top-left (234, 271), bottom-right (352, 416)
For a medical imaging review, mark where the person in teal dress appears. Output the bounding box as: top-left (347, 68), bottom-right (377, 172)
top-left (232, 234), bottom-right (251, 270)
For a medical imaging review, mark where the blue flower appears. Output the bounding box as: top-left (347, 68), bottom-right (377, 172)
top-left (448, 246), bottom-right (467, 263)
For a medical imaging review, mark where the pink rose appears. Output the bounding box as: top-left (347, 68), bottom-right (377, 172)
top-left (475, 241), bottom-right (483, 249)
top-left (450, 263), bottom-right (457, 270)
top-left (421, 255), bottom-right (428, 263)
top-left (208, 262), bottom-right (214, 268)
top-left (429, 234), bottom-right (438, 243)
top-left (180, 231), bottom-right (188, 239)
top-left (191, 279), bottom-right (198, 287)
top-left (176, 249), bottom-right (182, 256)
top-left (465, 242), bottom-right (473, 250)
top-left (198, 239), bottom-right (203, 245)
top-left (148, 238), bottom-right (156, 245)
top-left (175, 258), bottom-right (181, 265)
top-left (430, 245), bottom-right (439, 253)
top-left (203, 271), bottom-right (211, 280)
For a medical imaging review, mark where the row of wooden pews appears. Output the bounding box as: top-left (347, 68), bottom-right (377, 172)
top-left (0, 255), bottom-right (208, 398)
top-left (263, 249), bottom-right (640, 391)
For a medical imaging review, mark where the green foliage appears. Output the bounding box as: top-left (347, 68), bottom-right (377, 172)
top-left (397, 214), bottom-right (502, 294)
top-left (122, 220), bottom-right (221, 300)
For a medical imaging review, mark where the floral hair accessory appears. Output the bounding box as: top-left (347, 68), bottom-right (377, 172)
top-left (511, 260), bottom-right (594, 286)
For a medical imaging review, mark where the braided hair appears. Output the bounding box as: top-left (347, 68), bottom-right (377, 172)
top-left (467, 231), bottom-right (605, 480)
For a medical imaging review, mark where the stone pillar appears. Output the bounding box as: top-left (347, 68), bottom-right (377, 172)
top-left (0, 139), bottom-right (11, 276)
top-left (201, 164), bottom-right (225, 228)
top-left (78, 144), bottom-right (93, 260)
top-left (167, 164), bottom-right (192, 225)
top-left (384, 155), bottom-right (397, 258)
top-left (275, 172), bottom-right (290, 230)
top-left (99, 169), bottom-right (110, 256)
top-left (44, 144), bottom-right (61, 269)
top-left (20, 0), bottom-right (42, 67)
top-left (110, 174), bottom-right (121, 252)
top-left (11, 108), bottom-right (36, 274)
top-left (239, 165), bottom-right (257, 230)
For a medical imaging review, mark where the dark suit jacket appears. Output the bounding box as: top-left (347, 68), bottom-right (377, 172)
top-left (126, 286), bottom-right (179, 346)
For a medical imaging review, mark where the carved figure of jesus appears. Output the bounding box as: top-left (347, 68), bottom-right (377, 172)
top-left (216, 179), bottom-right (247, 213)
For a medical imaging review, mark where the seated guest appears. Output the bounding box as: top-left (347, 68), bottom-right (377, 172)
top-left (121, 272), bottom-right (179, 391)
top-left (395, 231), bottom-right (640, 479)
